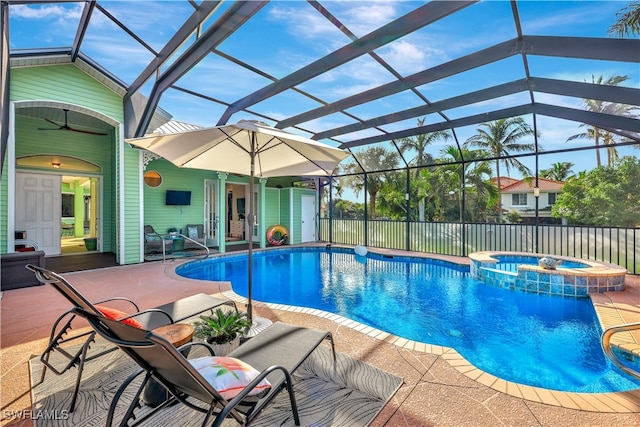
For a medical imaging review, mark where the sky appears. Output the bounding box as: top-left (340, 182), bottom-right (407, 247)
top-left (7, 0), bottom-right (640, 200)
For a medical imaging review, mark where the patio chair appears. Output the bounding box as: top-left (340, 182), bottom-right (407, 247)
top-left (184, 224), bottom-right (206, 249)
top-left (143, 224), bottom-right (165, 254)
top-left (25, 264), bottom-right (237, 412)
top-left (79, 307), bottom-right (335, 427)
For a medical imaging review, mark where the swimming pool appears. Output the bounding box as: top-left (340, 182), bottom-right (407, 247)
top-left (177, 247), bottom-right (640, 393)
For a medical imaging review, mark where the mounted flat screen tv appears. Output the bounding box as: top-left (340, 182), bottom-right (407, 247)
top-left (165, 190), bottom-right (191, 206)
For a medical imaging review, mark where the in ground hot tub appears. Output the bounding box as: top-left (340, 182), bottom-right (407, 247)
top-left (469, 252), bottom-right (626, 297)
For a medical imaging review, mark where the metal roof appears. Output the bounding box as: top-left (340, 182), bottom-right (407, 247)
top-left (2, 0), bottom-right (639, 174)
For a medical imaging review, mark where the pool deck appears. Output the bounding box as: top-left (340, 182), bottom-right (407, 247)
top-left (1, 248), bottom-right (639, 426)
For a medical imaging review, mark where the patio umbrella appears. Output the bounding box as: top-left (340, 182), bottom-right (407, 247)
top-left (126, 120), bottom-right (350, 321)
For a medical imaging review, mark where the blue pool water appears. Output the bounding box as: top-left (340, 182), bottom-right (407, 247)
top-left (177, 248), bottom-right (640, 393)
top-left (493, 255), bottom-right (589, 272)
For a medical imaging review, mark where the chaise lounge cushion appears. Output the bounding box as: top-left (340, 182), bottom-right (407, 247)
top-left (189, 356), bottom-right (271, 400)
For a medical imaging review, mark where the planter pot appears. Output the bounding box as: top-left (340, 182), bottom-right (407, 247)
top-left (199, 336), bottom-right (241, 356)
top-left (84, 237), bottom-right (97, 251)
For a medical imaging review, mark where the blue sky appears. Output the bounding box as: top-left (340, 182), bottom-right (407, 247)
top-left (7, 1), bottom-right (640, 188)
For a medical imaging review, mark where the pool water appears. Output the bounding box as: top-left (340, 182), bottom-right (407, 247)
top-left (493, 255), bottom-right (590, 272)
top-left (177, 248), bottom-right (640, 393)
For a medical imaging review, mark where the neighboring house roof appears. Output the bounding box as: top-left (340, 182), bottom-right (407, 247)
top-left (492, 177), bottom-right (520, 189)
top-left (501, 177), bottom-right (564, 193)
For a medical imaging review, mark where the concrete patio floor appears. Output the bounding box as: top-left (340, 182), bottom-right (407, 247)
top-left (1, 253), bottom-right (639, 426)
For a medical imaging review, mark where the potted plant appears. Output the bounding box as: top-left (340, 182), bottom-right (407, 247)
top-left (193, 308), bottom-right (251, 356)
top-left (167, 227), bottom-right (178, 236)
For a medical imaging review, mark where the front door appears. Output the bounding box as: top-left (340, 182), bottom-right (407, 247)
top-left (15, 172), bottom-right (61, 255)
top-left (301, 195), bottom-right (316, 242)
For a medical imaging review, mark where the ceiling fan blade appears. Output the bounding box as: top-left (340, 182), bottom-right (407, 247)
top-left (44, 117), bottom-right (62, 126)
top-left (37, 127), bottom-right (63, 131)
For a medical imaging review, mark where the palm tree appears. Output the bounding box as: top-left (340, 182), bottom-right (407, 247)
top-left (609, 1), bottom-right (640, 37)
top-left (464, 117), bottom-right (537, 223)
top-left (540, 162), bottom-right (574, 181)
top-left (397, 117), bottom-right (451, 167)
top-left (397, 118), bottom-right (451, 220)
top-left (566, 74), bottom-right (633, 167)
top-left (341, 146), bottom-right (399, 219)
top-left (439, 146), bottom-right (499, 222)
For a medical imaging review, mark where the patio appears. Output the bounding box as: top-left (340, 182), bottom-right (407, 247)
top-left (2, 251), bottom-right (639, 426)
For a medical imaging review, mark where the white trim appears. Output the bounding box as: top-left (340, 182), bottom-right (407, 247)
top-left (7, 102), bottom-right (15, 252)
top-left (118, 124), bottom-right (125, 264)
top-left (289, 188), bottom-right (294, 243)
top-left (13, 99), bottom-right (120, 127)
top-left (139, 149), bottom-right (144, 262)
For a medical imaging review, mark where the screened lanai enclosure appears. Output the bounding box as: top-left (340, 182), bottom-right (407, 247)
top-left (1, 1), bottom-right (639, 272)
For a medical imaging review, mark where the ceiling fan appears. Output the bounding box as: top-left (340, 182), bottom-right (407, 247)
top-left (38, 109), bottom-right (108, 136)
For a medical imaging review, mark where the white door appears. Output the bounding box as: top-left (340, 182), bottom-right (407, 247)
top-left (205, 179), bottom-right (218, 246)
top-left (301, 195), bottom-right (316, 242)
top-left (15, 172), bottom-right (61, 255)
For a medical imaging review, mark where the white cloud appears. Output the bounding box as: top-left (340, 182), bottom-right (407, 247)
top-left (11, 3), bottom-right (82, 20)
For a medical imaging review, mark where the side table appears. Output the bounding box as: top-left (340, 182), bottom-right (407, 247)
top-left (141, 323), bottom-right (195, 407)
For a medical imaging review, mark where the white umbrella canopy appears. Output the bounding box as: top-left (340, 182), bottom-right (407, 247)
top-left (127, 120), bottom-right (350, 321)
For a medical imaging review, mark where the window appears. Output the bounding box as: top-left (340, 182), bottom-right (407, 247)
top-left (548, 193), bottom-right (557, 205)
top-left (62, 193), bottom-right (75, 217)
top-left (511, 193), bottom-right (527, 206)
top-left (144, 170), bottom-right (162, 187)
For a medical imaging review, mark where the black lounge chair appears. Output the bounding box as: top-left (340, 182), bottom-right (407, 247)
top-left (25, 264), bottom-right (237, 412)
top-left (70, 308), bottom-right (335, 426)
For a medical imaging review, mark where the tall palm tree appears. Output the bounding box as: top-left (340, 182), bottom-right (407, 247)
top-left (341, 146), bottom-right (399, 219)
top-left (439, 146), bottom-right (499, 222)
top-left (464, 117), bottom-right (537, 223)
top-left (397, 117), bottom-right (451, 167)
top-left (567, 74), bottom-right (633, 167)
top-left (540, 162), bottom-right (575, 181)
top-left (397, 118), bottom-right (451, 220)
top-left (609, 1), bottom-right (640, 37)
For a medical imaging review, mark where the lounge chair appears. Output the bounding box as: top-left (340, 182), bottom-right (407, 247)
top-left (80, 308), bottom-right (335, 427)
top-left (25, 264), bottom-right (237, 412)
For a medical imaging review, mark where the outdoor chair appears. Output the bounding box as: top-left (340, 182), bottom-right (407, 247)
top-left (143, 225), bottom-right (165, 254)
top-left (25, 264), bottom-right (237, 412)
top-left (184, 224), bottom-right (206, 249)
top-left (79, 308), bottom-right (335, 427)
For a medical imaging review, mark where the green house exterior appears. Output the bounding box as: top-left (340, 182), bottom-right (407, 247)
top-left (1, 60), bottom-right (319, 265)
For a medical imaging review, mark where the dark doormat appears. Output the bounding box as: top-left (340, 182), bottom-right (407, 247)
top-left (45, 252), bottom-right (118, 273)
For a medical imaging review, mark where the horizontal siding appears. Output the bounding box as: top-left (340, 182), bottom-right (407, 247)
top-left (144, 160), bottom-right (220, 234)
top-left (264, 188), bottom-right (280, 230)
top-left (123, 146), bottom-right (141, 264)
top-left (11, 65), bottom-right (123, 121)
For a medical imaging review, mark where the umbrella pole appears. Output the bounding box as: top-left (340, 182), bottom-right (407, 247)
top-left (247, 140), bottom-right (255, 322)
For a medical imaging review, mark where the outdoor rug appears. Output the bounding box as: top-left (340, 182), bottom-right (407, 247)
top-left (30, 338), bottom-right (403, 426)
